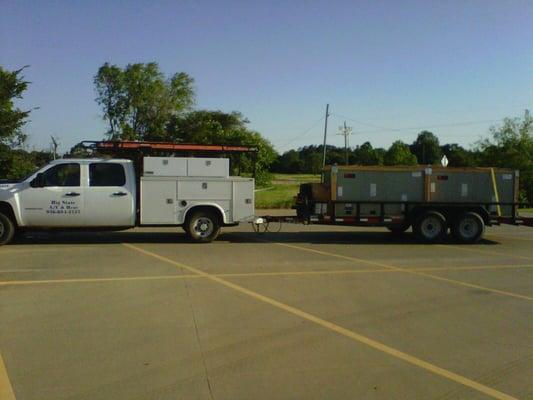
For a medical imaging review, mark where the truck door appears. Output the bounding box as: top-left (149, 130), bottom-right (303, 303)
top-left (84, 162), bottom-right (135, 227)
top-left (19, 162), bottom-right (85, 227)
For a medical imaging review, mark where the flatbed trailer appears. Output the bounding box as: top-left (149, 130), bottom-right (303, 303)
top-left (255, 202), bottom-right (533, 242)
top-left (255, 164), bottom-right (533, 243)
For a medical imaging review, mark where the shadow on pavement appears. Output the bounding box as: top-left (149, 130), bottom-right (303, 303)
top-left (9, 229), bottom-right (500, 246)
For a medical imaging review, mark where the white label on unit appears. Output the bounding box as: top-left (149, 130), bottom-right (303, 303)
top-left (401, 194), bottom-right (408, 201)
top-left (502, 174), bottom-right (513, 180)
top-left (412, 171), bottom-right (422, 178)
top-left (461, 183), bottom-right (468, 197)
top-left (370, 183), bottom-right (377, 197)
top-left (430, 182), bottom-right (436, 193)
top-left (337, 186), bottom-right (343, 197)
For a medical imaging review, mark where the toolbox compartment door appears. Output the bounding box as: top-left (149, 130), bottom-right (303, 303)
top-left (232, 180), bottom-right (255, 222)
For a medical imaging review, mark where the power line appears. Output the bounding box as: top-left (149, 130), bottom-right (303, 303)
top-left (276, 115), bottom-right (325, 149)
top-left (330, 112), bottom-right (501, 134)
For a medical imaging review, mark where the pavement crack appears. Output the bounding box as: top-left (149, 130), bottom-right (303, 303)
top-left (183, 279), bottom-right (215, 400)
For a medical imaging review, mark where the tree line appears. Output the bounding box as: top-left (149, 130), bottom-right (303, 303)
top-left (273, 115), bottom-right (533, 202)
top-left (1, 63), bottom-right (532, 201)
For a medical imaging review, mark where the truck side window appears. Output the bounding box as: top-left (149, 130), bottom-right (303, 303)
top-left (89, 163), bottom-right (126, 187)
top-left (43, 163), bottom-right (80, 187)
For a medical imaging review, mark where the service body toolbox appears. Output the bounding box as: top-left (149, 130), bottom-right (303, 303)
top-left (143, 157), bottom-right (230, 177)
top-left (140, 176), bottom-right (254, 225)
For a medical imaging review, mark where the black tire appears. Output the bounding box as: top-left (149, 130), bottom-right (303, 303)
top-left (451, 212), bottom-right (484, 243)
top-left (0, 212), bottom-right (15, 246)
top-left (185, 210), bottom-right (221, 243)
top-left (387, 223), bottom-right (410, 235)
top-left (413, 211), bottom-right (447, 243)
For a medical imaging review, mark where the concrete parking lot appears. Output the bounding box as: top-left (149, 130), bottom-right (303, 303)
top-left (1, 221), bottom-right (532, 400)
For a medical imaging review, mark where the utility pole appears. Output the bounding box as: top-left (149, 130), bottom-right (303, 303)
top-left (337, 121), bottom-right (353, 165)
top-left (321, 104), bottom-right (330, 169)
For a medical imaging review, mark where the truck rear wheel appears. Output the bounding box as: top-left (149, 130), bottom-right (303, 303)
top-left (0, 212), bottom-right (15, 246)
top-left (451, 212), bottom-right (484, 243)
top-left (185, 210), bottom-right (221, 243)
top-left (413, 211), bottom-right (447, 243)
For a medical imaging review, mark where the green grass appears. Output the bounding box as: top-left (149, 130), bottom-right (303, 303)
top-left (255, 174), bottom-right (321, 209)
top-left (255, 184), bottom-right (300, 209)
top-left (272, 173), bottom-right (321, 184)
top-left (255, 174), bottom-right (320, 209)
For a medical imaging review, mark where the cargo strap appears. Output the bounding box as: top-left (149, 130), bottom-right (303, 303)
top-left (490, 168), bottom-right (502, 217)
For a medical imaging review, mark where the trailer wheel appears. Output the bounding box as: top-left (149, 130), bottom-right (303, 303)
top-left (185, 210), bottom-right (221, 243)
top-left (451, 212), bottom-right (484, 243)
top-left (0, 212), bottom-right (15, 246)
top-left (413, 211), bottom-right (447, 243)
top-left (387, 223), bottom-right (410, 235)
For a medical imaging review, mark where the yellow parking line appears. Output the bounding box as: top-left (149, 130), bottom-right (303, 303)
top-left (123, 243), bottom-right (518, 400)
top-left (439, 244), bottom-right (533, 261)
top-left (0, 353), bottom-right (16, 400)
top-left (273, 243), bottom-right (533, 301)
top-left (2, 264), bottom-right (533, 286)
top-left (0, 274), bottom-right (200, 286)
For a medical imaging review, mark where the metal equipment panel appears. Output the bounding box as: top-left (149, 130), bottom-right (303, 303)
top-left (177, 179), bottom-right (232, 200)
top-left (143, 157), bottom-right (188, 177)
top-left (232, 179), bottom-right (255, 222)
top-left (187, 158), bottom-right (229, 177)
top-left (140, 178), bottom-right (177, 224)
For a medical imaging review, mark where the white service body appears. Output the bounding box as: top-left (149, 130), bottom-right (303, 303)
top-left (0, 157), bottom-right (254, 229)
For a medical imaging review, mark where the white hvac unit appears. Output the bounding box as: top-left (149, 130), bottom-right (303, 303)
top-left (143, 157), bottom-right (229, 177)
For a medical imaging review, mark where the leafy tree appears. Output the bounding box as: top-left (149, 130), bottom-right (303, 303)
top-left (350, 141), bottom-right (384, 165)
top-left (94, 62), bottom-right (195, 140)
top-left (0, 145), bottom-right (52, 180)
top-left (168, 110), bottom-right (277, 186)
top-left (303, 151), bottom-right (322, 174)
top-left (410, 131), bottom-right (442, 164)
top-left (0, 66), bottom-right (31, 146)
top-left (384, 140), bottom-right (418, 165)
top-left (0, 66), bottom-right (48, 180)
top-left (477, 110), bottom-right (533, 202)
top-left (440, 143), bottom-right (476, 167)
top-left (272, 150), bottom-right (304, 173)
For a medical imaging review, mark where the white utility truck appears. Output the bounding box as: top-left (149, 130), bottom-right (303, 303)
top-left (0, 156), bottom-right (255, 245)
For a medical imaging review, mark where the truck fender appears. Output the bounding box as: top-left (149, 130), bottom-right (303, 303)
top-left (182, 203), bottom-right (228, 225)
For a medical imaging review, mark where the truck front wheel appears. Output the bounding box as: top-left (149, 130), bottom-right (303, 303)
top-left (451, 212), bottom-right (484, 243)
top-left (413, 211), bottom-right (447, 243)
top-left (185, 210), bottom-right (221, 243)
top-left (0, 212), bottom-right (15, 246)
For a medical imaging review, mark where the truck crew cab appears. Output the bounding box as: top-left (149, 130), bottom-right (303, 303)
top-left (0, 155), bottom-right (255, 245)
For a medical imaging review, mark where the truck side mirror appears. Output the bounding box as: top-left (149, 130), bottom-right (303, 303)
top-left (31, 173), bottom-right (45, 188)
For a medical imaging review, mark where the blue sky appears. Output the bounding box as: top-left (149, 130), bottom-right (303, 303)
top-left (1, 0), bottom-right (532, 153)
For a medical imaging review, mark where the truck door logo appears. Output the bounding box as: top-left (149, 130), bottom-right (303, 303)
top-left (46, 200), bottom-right (80, 215)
